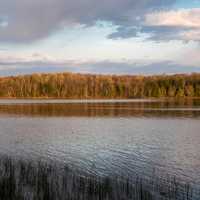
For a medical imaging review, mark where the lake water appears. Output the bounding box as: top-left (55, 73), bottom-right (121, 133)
top-left (0, 99), bottom-right (200, 187)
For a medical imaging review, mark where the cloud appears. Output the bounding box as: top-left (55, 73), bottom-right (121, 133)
top-left (1, 0), bottom-right (200, 42)
top-left (142, 8), bottom-right (200, 41)
top-left (1, 42), bottom-right (200, 73)
top-left (83, 61), bottom-right (200, 74)
top-left (176, 48), bottom-right (200, 67)
top-left (107, 27), bottom-right (139, 39)
top-left (0, 0), bottom-right (175, 43)
top-left (0, 52), bottom-right (200, 76)
top-left (0, 61), bottom-right (200, 76)
top-left (109, 8), bottom-right (200, 42)
top-left (145, 8), bottom-right (200, 28)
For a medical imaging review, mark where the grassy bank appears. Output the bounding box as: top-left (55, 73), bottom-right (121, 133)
top-left (0, 156), bottom-right (197, 200)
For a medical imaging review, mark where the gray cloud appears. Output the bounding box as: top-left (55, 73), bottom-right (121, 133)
top-left (0, 0), bottom-right (175, 43)
top-left (107, 27), bottom-right (139, 39)
top-left (0, 60), bottom-right (200, 76)
top-left (140, 26), bottom-right (189, 41)
top-left (82, 61), bottom-right (200, 74)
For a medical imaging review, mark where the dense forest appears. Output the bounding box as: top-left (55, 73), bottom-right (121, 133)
top-left (0, 72), bottom-right (200, 98)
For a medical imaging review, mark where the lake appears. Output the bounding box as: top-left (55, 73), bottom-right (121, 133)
top-left (0, 99), bottom-right (200, 190)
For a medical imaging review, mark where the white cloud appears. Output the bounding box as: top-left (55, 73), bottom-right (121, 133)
top-left (144, 8), bottom-right (200, 41)
top-left (180, 29), bottom-right (200, 41)
top-left (177, 48), bottom-right (200, 67)
top-left (145, 8), bottom-right (200, 28)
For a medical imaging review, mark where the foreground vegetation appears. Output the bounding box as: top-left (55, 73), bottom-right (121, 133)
top-left (0, 156), bottom-right (198, 200)
top-left (0, 73), bottom-right (200, 98)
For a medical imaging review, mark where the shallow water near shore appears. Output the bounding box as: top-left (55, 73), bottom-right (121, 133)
top-left (0, 99), bottom-right (200, 196)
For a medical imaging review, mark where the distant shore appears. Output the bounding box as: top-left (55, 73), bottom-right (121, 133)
top-left (0, 72), bottom-right (200, 99)
top-left (0, 97), bottom-right (200, 100)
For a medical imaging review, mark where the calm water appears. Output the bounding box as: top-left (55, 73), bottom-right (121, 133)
top-left (0, 99), bottom-right (200, 186)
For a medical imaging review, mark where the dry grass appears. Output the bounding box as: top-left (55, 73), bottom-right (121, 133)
top-left (0, 156), bottom-right (197, 200)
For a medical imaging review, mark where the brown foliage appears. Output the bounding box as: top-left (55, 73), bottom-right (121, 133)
top-left (0, 72), bottom-right (200, 98)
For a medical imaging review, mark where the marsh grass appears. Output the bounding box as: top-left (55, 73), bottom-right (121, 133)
top-left (0, 156), bottom-right (198, 200)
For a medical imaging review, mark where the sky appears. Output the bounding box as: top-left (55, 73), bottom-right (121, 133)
top-left (0, 0), bottom-right (200, 76)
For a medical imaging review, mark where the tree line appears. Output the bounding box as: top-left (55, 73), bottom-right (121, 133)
top-left (0, 72), bottom-right (200, 98)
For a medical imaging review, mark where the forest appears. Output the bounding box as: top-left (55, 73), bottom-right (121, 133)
top-left (0, 72), bottom-right (200, 98)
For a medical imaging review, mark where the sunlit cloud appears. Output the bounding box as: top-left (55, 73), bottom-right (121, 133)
top-left (145, 9), bottom-right (200, 28)
top-left (143, 8), bottom-right (200, 41)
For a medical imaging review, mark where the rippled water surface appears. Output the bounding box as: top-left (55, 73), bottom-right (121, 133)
top-left (0, 99), bottom-right (200, 186)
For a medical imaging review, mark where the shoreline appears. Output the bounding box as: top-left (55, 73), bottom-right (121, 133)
top-left (0, 97), bottom-right (199, 106)
top-left (0, 97), bottom-right (200, 100)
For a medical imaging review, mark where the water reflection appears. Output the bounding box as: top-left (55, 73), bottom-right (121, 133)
top-left (0, 99), bottom-right (200, 118)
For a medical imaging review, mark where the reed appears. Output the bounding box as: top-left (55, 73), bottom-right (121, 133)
top-left (0, 156), bottom-right (197, 200)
